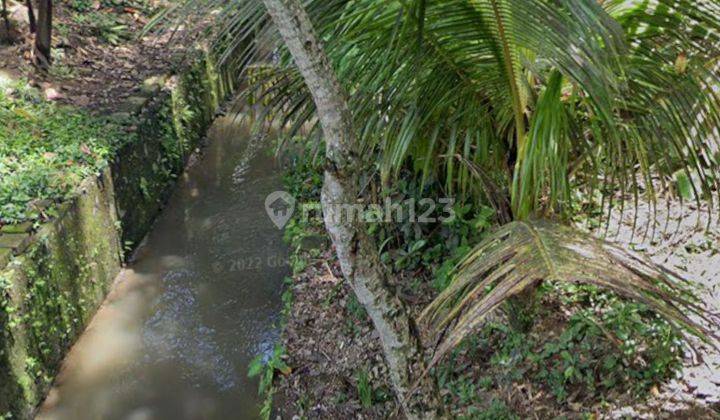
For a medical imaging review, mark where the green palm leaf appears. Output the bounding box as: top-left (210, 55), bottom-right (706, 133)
top-left (154, 0), bottom-right (720, 226)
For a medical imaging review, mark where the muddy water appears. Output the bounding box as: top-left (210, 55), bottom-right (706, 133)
top-left (37, 117), bottom-right (289, 420)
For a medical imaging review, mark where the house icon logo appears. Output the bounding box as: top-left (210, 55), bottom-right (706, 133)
top-left (265, 191), bottom-right (296, 229)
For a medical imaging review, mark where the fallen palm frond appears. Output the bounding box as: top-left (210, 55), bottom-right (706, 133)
top-left (420, 220), bottom-right (718, 368)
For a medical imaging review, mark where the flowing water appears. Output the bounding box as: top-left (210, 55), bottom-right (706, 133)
top-left (36, 117), bottom-right (289, 420)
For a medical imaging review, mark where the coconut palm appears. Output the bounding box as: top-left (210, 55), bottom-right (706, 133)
top-left (225, 0), bottom-right (720, 218)
top-left (155, 0), bottom-right (720, 416)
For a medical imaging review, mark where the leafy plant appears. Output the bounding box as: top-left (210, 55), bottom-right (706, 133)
top-left (248, 345), bottom-right (291, 420)
top-left (355, 369), bottom-right (373, 408)
top-left (436, 288), bottom-right (683, 412)
top-left (470, 399), bottom-right (518, 420)
top-left (71, 11), bottom-right (131, 45)
top-left (67, 0), bottom-right (95, 12)
top-left (531, 297), bottom-right (681, 402)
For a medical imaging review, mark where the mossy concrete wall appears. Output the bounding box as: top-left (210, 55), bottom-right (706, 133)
top-left (0, 48), bottom-right (236, 419)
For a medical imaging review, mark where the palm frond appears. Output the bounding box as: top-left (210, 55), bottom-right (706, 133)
top-left (420, 220), bottom-right (718, 367)
top-left (512, 71), bottom-right (571, 220)
top-left (153, 0), bottom-right (720, 228)
top-left (590, 0), bottom-right (720, 232)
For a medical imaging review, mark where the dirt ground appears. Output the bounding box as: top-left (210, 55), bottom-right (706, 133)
top-left (272, 257), bottom-right (401, 419)
top-left (0, 0), bottom-right (195, 113)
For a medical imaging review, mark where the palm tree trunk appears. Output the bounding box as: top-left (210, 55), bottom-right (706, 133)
top-left (260, 0), bottom-right (442, 418)
top-left (34, 0), bottom-right (51, 68)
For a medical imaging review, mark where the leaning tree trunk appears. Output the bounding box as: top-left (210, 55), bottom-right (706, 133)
top-left (27, 0), bottom-right (36, 34)
top-left (34, 0), bottom-right (51, 68)
top-left (1, 0), bottom-right (10, 42)
top-left (260, 0), bottom-right (442, 418)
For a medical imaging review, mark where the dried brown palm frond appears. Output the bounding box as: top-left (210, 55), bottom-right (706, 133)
top-left (420, 220), bottom-right (719, 368)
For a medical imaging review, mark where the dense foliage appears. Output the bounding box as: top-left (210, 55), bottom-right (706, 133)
top-left (0, 83), bottom-right (123, 223)
top-left (172, 1), bottom-right (720, 414)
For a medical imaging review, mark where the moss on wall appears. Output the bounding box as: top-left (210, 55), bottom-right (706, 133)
top-left (0, 47), bottom-right (238, 419)
top-left (112, 49), bottom-right (230, 249)
top-left (0, 169), bottom-right (121, 418)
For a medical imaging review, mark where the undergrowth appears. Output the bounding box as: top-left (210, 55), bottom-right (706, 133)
top-left (436, 283), bottom-right (683, 416)
top-left (270, 135), bottom-right (685, 417)
top-left (63, 0), bottom-right (157, 45)
top-left (0, 83), bottom-right (125, 224)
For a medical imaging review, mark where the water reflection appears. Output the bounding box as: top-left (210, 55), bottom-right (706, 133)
top-left (37, 118), bottom-right (289, 419)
